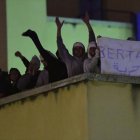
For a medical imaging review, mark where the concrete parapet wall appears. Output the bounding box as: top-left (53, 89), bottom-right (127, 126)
top-left (0, 73), bottom-right (140, 140)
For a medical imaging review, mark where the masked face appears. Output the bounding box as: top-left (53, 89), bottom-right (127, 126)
top-left (89, 47), bottom-right (97, 57)
top-left (88, 41), bottom-right (97, 58)
top-left (73, 46), bottom-right (85, 58)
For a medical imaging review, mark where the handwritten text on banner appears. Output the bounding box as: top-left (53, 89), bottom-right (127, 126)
top-left (98, 37), bottom-right (140, 76)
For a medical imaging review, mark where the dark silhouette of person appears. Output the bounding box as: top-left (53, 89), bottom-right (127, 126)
top-left (17, 55), bottom-right (41, 91)
top-left (22, 29), bottom-right (68, 83)
top-left (0, 69), bottom-right (11, 97)
top-left (9, 68), bottom-right (21, 93)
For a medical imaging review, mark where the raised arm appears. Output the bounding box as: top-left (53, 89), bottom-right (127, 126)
top-left (22, 29), bottom-right (58, 63)
top-left (55, 17), bottom-right (65, 48)
top-left (22, 29), bottom-right (44, 52)
top-left (83, 12), bottom-right (96, 43)
top-left (22, 29), bottom-right (67, 82)
top-left (55, 17), bottom-right (72, 60)
top-left (15, 51), bottom-right (29, 69)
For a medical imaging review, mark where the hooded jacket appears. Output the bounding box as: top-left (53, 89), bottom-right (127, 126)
top-left (84, 41), bottom-right (100, 73)
top-left (57, 36), bottom-right (85, 77)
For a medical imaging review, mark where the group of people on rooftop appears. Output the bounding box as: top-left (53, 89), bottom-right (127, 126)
top-left (0, 13), bottom-right (100, 98)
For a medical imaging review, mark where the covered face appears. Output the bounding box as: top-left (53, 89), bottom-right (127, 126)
top-left (87, 41), bottom-right (97, 58)
top-left (73, 42), bottom-right (85, 58)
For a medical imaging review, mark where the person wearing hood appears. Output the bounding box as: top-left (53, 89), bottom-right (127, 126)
top-left (83, 13), bottom-right (100, 73)
top-left (55, 17), bottom-right (86, 77)
top-left (84, 42), bottom-right (100, 73)
top-left (17, 55), bottom-right (41, 91)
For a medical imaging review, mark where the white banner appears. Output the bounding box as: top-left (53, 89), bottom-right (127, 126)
top-left (97, 37), bottom-right (140, 76)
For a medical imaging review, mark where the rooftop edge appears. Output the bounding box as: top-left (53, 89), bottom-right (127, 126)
top-left (0, 73), bottom-right (140, 106)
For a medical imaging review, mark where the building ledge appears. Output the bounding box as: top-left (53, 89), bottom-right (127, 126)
top-left (0, 73), bottom-right (140, 106)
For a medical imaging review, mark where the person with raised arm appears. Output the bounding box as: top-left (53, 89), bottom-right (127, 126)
top-left (0, 69), bottom-right (11, 97)
top-left (15, 51), bottom-right (30, 73)
top-left (17, 55), bottom-right (41, 91)
top-left (83, 13), bottom-right (100, 73)
top-left (55, 17), bottom-right (86, 77)
top-left (22, 29), bottom-right (67, 83)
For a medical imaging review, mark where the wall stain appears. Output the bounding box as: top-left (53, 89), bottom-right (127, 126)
top-left (53, 89), bottom-right (59, 103)
top-left (21, 98), bottom-right (27, 105)
top-left (131, 84), bottom-right (140, 117)
top-left (29, 95), bottom-right (38, 102)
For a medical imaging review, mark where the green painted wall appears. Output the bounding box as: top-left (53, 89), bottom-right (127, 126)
top-left (7, 0), bottom-right (133, 74)
top-left (87, 81), bottom-right (137, 140)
